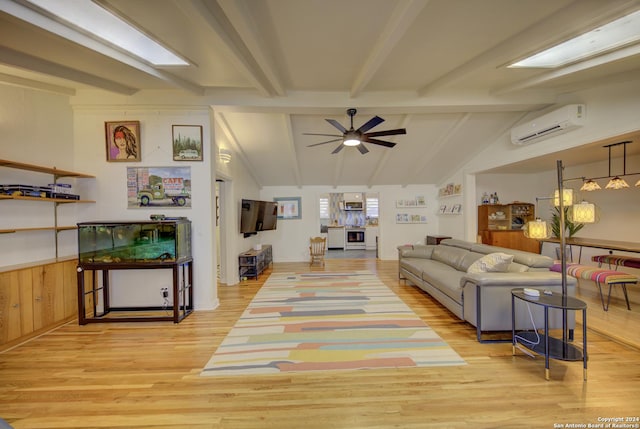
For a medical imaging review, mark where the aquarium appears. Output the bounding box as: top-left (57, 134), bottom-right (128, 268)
top-left (77, 219), bottom-right (191, 264)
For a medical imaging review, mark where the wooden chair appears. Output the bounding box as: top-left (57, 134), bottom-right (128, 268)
top-left (309, 236), bottom-right (327, 266)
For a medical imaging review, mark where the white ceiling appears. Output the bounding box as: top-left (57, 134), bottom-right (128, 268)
top-left (1, 0), bottom-right (640, 186)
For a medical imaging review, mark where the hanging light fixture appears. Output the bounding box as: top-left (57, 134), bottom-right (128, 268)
top-left (605, 176), bottom-right (629, 189)
top-left (570, 201), bottom-right (597, 223)
top-left (524, 218), bottom-right (551, 239)
top-left (579, 141), bottom-right (639, 190)
top-left (553, 188), bottom-right (573, 206)
top-left (580, 179), bottom-right (601, 191)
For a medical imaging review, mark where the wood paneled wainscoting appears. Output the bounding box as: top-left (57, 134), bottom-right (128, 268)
top-left (0, 258), bottom-right (638, 428)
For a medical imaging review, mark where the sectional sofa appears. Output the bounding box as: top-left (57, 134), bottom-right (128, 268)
top-left (398, 239), bottom-right (576, 341)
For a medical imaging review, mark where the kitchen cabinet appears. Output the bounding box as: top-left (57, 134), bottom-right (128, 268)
top-left (327, 227), bottom-right (345, 250)
top-left (365, 227), bottom-right (378, 250)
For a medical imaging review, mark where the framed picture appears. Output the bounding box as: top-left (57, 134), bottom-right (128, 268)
top-left (452, 204), bottom-right (462, 214)
top-left (274, 197), bottom-right (301, 219)
top-left (105, 121), bottom-right (141, 162)
top-left (126, 166), bottom-right (191, 208)
top-left (172, 125), bottom-right (203, 161)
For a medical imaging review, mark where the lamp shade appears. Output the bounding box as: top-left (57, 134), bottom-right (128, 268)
top-left (580, 179), bottom-right (601, 191)
top-left (570, 201), bottom-right (596, 223)
top-left (554, 188), bottom-right (573, 206)
top-left (605, 176), bottom-right (629, 189)
top-left (524, 218), bottom-right (551, 239)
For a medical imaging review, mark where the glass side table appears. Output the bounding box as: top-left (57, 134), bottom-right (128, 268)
top-left (511, 288), bottom-right (587, 381)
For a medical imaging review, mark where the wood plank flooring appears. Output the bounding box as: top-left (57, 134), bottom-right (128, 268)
top-left (1, 259), bottom-right (639, 429)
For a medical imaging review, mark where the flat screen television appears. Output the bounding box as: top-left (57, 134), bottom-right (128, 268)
top-left (240, 199), bottom-right (278, 236)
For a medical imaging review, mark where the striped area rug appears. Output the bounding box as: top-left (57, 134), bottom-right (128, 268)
top-left (201, 271), bottom-right (465, 376)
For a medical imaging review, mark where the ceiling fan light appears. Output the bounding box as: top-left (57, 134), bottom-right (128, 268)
top-left (580, 179), bottom-right (601, 191)
top-left (635, 178), bottom-right (640, 187)
top-left (343, 131), bottom-right (361, 146)
top-left (605, 176), bottom-right (629, 189)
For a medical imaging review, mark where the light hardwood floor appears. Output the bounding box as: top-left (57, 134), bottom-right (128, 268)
top-left (1, 259), bottom-right (639, 429)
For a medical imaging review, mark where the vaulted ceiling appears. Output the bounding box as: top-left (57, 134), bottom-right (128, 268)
top-left (2, 0), bottom-right (640, 187)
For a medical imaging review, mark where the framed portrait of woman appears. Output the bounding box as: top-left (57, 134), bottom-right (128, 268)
top-left (105, 121), bottom-right (141, 162)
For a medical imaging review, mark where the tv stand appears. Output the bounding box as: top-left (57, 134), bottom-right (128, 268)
top-left (239, 245), bottom-right (272, 280)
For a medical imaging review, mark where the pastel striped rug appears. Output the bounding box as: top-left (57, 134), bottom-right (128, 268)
top-left (201, 271), bottom-right (465, 376)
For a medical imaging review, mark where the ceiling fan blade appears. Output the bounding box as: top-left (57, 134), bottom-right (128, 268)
top-left (331, 143), bottom-right (345, 154)
top-left (303, 133), bottom-right (342, 137)
top-left (362, 137), bottom-right (396, 148)
top-left (326, 119), bottom-right (347, 133)
top-left (356, 115), bottom-right (384, 133)
top-left (357, 143), bottom-right (369, 154)
top-left (364, 128), bottom-right (406, 138)
top-left (307, 138), bottom-right (343, 147)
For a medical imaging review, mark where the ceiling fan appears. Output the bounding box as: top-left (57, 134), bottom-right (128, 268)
top-left (305, 108), bottom-right (406, 154)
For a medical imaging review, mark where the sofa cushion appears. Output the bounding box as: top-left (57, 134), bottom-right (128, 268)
top-left (469, 243), bottom-right (552, 269)
top-left (467, 252), bottom-right (514, 273)
top-left (399, 244), bottom-right (434, 259)
top-left (419, 261), bottom-right (466, 304)
top-left (432, 245), bottom-right (472, 271)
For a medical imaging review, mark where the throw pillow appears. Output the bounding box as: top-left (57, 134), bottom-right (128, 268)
top-left (467, 252), bottom-right (514, 273)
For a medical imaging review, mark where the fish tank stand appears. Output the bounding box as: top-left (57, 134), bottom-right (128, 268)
top-left (76, 259), bottom-right (193, 324)
top-left (76, 219), bottom-right (194, 324)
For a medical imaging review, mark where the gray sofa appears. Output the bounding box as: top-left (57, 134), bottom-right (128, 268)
top-left (398, 239), bottom-right (576, 341)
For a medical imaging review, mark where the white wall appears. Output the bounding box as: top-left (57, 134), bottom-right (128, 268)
top-left (0, 86), bottom-right (76, 266)
top-left (451, 78), bottom-right (640, 246)
top-left (257, 184), bottom-right (439, 262)
top-left (71, 102), bottom-right (218, 310)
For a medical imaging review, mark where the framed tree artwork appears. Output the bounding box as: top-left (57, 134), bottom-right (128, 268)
top-left (105, 121), bottom-right (141, 162)
top-left (172, 125), bottom-right (203, 161)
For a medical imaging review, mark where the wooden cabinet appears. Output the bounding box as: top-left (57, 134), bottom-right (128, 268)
top-left (0, 259), bottom-right (78, 351)
top-left (0, 269), bottom-right (34, 344)
top-left (478, 203), bottom-right (534, 232)
top-left (478, 203), bottom-right (540, 253)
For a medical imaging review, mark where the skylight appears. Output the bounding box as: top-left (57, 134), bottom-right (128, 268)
top-left (25, 0), bottom-right (189, 66)
top-left (509, 10), bottom-right (640, 68)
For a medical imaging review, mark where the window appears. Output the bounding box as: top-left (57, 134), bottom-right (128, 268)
top-left (319, 196), bottom-right (329, 221)
top-left (366, 196), bottom-right (379, 219)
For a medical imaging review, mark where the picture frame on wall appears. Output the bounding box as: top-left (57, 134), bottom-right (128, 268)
top-left (126, 166), bottom-right (192, 208)
top-left (105, 121), bottom-right (141, 162)
top-left (172, 125), bottom-right (203, 161)
top-left (274, 197), bottom-right (301, 219)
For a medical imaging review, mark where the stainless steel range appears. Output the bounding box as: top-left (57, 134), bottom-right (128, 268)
top-left (345, 228), bottom-right (366, 250)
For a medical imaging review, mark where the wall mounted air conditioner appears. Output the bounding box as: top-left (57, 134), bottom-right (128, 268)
top-left (510, 104), bottom-right (585, 145)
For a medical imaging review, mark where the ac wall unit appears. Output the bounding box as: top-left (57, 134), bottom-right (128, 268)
top-left (510, 104), bottom-right (585, 145)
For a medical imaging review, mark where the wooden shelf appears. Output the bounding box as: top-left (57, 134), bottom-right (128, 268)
top-left (0, 159), bottom-right (94, 179)
top-left (1, 158), bottom-right (95, 259)
top-left (0, 194), bottom-right (95, 204)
